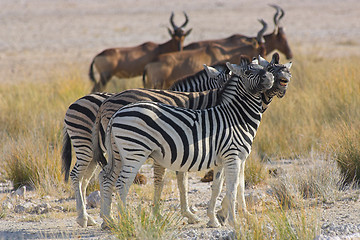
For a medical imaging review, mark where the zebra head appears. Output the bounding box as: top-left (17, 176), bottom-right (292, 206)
top-left (258, 53), bottom-right (292, 98)
top-left (226, 56), bottom-right (274, 96)
top-left (203, 63), bottom-right (231, 87)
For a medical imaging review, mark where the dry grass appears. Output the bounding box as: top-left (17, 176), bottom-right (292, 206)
top-left (109, 196), bottom-right (181, 240)
top-left (236, 203), bottom-right (320, 240)
top-left (254, 55), bottom-right (360, 160)
top-left (0, 69), bottom-right (89, 196)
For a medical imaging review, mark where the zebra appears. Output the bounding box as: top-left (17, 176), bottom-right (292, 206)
top-left (92, 64), bottom-right (230, 225)
top-left (95, 53), bottom-right (292, 228)
top-left (61, 64), bottom-right (229, 227)
top-left (61, 92), bottom-right (112, 227)
top-left (101, 57), bottom-right (275, 228)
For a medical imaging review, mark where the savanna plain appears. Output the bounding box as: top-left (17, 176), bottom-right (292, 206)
top-left (1, 0), bottom-right (360, 239)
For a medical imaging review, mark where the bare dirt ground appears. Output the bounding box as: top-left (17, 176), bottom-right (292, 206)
top-left (1, 0), bottom-right (360, 239)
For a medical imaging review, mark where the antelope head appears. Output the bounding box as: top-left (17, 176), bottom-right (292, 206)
top-left (266, 5), bottom-right (293, 59)
top-left (168, 12), bottom-right (192, 51)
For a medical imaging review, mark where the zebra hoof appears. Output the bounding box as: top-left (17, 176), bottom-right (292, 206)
top-left (87, 215), bottom-right (97, 226)
top-left (207, 219), bottom-right (221, 228)
top-left (187, 214), bottom-right (200, 224)
top-left (101, 221), bottom-right (111, 230)
top-left (76, 217), bottom-right (88, 228)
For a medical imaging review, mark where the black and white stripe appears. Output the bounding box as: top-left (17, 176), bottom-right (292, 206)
top-left (169, 63), bottom-right (230, 91)
top-left (101, 58), bottom-right (274, 228)
top-left (61, 64), bottom-right (229, 227)
top-left (61, 92), bottom-right (112, 227)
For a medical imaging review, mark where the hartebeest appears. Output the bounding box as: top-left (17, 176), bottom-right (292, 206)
top-left (89, 12), bottom-right (192, 92)
top-left (143, 20), bottom-right (267, 89)
top-left (184, 5), bottom-right (292, 59)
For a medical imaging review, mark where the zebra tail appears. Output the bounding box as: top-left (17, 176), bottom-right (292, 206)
top-left (104, 119), bottom-right (115, 177)
top-left (89, 59), bottom-right (96, 83)
top-left (92, 113), bottom-right (107, 169)
top-left (61, 128), bottom-right (72, 183)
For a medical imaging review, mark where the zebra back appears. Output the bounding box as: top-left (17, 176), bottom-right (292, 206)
top-left (169, 63), bottom-right (230, 92)
top-left (62, 92), bottom-right (113, 181)
top-left (106, 58), bottom-right (274, 174)
top-left (93, 64), bottom-right (231, 168)
top-left (92, 88), bottom-right (219, 167)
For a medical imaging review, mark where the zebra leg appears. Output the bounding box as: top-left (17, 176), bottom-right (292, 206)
top-left (217, 159), bottom-right (249, 225)
top-left (100, 165), bottom-right (117, 230)
top-left (153, 162), bottom-right (165, 213)
top-left (116, 157), bottom-right (148, 206)
top-left (207, 166), bottom-right (224, 228)
top-left (176, 171), bottom-right (200, 224)
top-left (79, 158), bottom-right (99, 226)
top-left (237, 159), bottom-right (249, 215)
top-left (223, 160), bottom-right (241, 228)
top-left (70, 162), bottom-right (91, 228)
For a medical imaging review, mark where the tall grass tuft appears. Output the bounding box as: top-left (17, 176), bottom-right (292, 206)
top-left (235, 203), bottom-right (320, 240)
top-left (269, 156), bottom-right (342, 209)
top-left (110, 198), bottom-right (181, 240)
top-left (328, 121), bottom-right (360, 185)
top-left (245, 152), bottom-right (268, 187)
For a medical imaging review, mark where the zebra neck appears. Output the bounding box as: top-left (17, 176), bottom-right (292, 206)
top-left (261, 92), bottom-right (275, 113)
top-left (217, 75), bottom-right (262, 108)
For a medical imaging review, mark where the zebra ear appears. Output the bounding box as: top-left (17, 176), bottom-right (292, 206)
top-left (252, 57), bottom-right (259, 65)
top-left (284, 61), bottom-right (292, 69)
top-left (258, 55), bottom-right (269, 67)
top-left (226, 62), bottom-right (242, 76)
top-left (203, 64), bottom-right (220, 78)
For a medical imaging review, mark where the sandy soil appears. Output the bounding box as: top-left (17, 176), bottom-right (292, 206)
top-left (1, 0), bottom-right (360, 239)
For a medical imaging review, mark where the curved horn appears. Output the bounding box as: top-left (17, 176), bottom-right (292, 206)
top-left (170, 12), bottom-right (178, 30)
top-left (269, 4), bottom-right (285, 30)
top-left (269, 4), bottom-right (280, 26)
top-left (257, 19), bottom-right (267, 44)
top-left (278, 6), bottom-right (285, 22)
top-left (179, 11), bottom-right (189, 28)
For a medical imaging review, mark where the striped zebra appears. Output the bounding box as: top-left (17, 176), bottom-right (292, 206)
top-left (101, 58), bottom-right (275, 228)
top-left (92, 64), bottom-right (230, 226)
top-left (200, 53), bottom-right (292, 182)
top-left (61, 92), bottom-right (112, 227)
top-left (61, 64), bottom-right (229, 227)
top-left (96, 53), bottom-right (292, 228)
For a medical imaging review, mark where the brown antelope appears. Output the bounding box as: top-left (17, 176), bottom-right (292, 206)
top-left (89, 12), bottom-right (192, 92)
top-left (184, 5), bottom-right (292, 59)
top-left (143, 20), bottom-right (267, 89)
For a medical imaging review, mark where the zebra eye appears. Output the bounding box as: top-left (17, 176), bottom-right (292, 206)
top-left (244, 70), bottom-right (250, 75)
